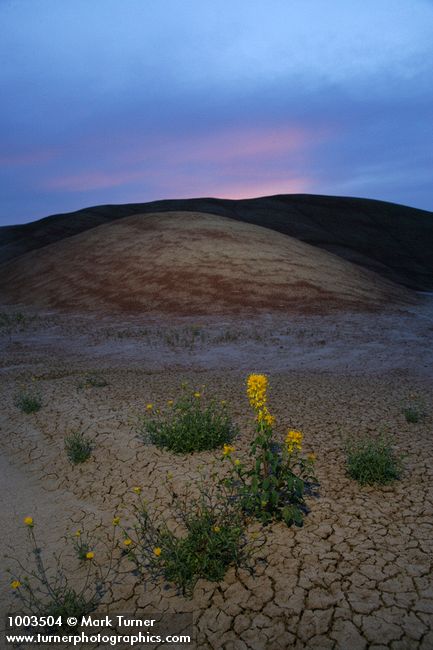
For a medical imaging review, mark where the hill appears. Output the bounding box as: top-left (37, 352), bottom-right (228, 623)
top-left (0, 212), bottom-right (415, 315)
top-left (1, 194), bottom-right (432, 290)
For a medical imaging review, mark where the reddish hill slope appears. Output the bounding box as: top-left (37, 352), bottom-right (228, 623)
top-left (0, 212), bottom-right (415, 315)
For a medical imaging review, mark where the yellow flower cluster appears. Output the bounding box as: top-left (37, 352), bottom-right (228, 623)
top-left (247, 374), bottom-right (274, 426)
top-left (223, 444), bottom-right (235, 457)
top-left (247, 374), bottom-right (268, 410)
top-left (257, 407), bottom-right (275, 427)
top-left (286, 430), bottom-right (303, 453)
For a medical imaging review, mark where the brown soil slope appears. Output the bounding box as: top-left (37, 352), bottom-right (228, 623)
top-left (2, 194), bottom-right (432, 290)
top-left (0, 211), bottom-right (415, 315)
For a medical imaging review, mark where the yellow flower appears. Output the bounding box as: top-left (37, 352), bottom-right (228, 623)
top-left (85, 551), bottom-right (94, 560)
top-left (223, 444), bottom-right (235, 457)
top-left (133, 486), bottom-right (142, 495)
top-left (146, 403), bottom-right (153, 410)
top-left (286, 430), bottom-right (303, 453)
top-left (11, 580), bottom-right (21, 589)
top-left (213, 526), bottom-right (221, 533)
top-left (261, 501), bottom-right (268, 508)
top-left (153, 547), bottom-right (162, 556)
top-left (75, 529), bottom-right (81, 537)
top-left (123, 538), bottom-right (132, 547)
top-left (246, 374), bottom-right (268, 411)
top-left (194, 392), bottom-right (201, 398)
top-left (307, 452), bottom-right (316, 463)
top-left (257, 406), bottom-right (275, 426)
top-left (234, 459), bottom-right (241, 466)
top-left (112, 517), bottom-right (120, 526)
top-left (221, 400), bottom-right (226, 406)
top-left (24, 517), bottom-right (33, 527)
top-left (167, 400), bottom-right (174, 406)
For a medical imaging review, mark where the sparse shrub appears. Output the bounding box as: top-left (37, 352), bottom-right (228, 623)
top-left (222, 374), bottom-right (318, 527)
top-left (122, 481), bottom-right (249, 596)
top-left (138, 387), bottom-right (238, 453)
top-left (77, 373), bottom-right (108, 389)
top-left (14, 389), bottom-right (42, 414)
top-left (402, 394), bottom-right (427, 424)
top-left (65, 431), bottom-right (93, 464)
top-left (403, 407), bottom-right (421, 423)
top-left (6, 517), bottom-right (120, 629)
top-left (345, 434), bottom-right (403, 485)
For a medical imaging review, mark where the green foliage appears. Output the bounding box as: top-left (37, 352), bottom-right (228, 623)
top-left (402, 395), bottom-right (426, 423)
top-left (139, 389), bottom-right (238, 454)
top-left (14, 389), bottom-right (42, 414)
top-left (65, 431), bottom-right (93, 465)
top-left (123, 481), bottom-right (249, 596)
top-left (224, 429), bottom-right (317, 528)
top-left (345, 434), bottom-right (403, 485)
top-left (403, 407), bottom-right (420, 423)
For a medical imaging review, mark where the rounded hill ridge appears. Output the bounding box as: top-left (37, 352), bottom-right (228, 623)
top-left (0, 211), bottom-right (415, 315)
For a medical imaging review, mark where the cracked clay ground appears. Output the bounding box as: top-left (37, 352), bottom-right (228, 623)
top-left (0, 305), bottom-right (433, 649)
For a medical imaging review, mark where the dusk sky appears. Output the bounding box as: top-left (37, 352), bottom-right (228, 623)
top-left (1, 0), bottom-right (432, 226)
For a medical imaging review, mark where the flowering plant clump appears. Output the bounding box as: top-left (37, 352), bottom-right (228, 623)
top-left (223, 374), bottom-right (318, 527)
top-left (121, 479), bottom-right (250, 596)
top-left (138, 385), bottom-right (238, 454)
top-left (5, 518), bottom-right (122, 629)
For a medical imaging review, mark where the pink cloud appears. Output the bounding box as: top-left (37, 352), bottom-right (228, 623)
top-left (42, 122), bottom-right (329, 193)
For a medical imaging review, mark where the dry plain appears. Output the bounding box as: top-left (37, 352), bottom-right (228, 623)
top-left (1, 297), bottom-right (432, 649)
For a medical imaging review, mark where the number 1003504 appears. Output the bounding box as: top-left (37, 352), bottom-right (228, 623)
top-left (8, 615), bottom-right (62, 628)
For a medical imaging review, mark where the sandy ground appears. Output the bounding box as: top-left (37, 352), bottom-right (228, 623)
top-left (1, 298), bottom-right (433, 649)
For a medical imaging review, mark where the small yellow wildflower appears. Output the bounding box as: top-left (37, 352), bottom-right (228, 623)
top-left (167, 400), bottom-right (174, 406)
top-left (24, 517), bottom-right (33, 527)
top-left (112, 517), bottom-right (120, 526)
top-left (223, 444), bottom-right (235, 457)
top-left (75, 530), bottom-right (81, 537)
top-left (146, 403), bottom-right (153, 410)
top-left (194, 392), bottom-right (201, 398)
top-left (286, 430), bottom-right (303, 453)
top-left (85, 551), bottom-right (94, 560)
top-left (153, 547), bottom-right (162, 556)
top-left (213, 526), bottom-right (221, 533)
top-left (307, 452), bottom-right (316, 463)
top-left (11, 580), bottom-right (21, 589)
top-left (234, 459), bottom-right (241, 466)
top-left (261, 501), bottom-right (268, 508)
top-left (133, 486), bottom-right (142, 495)
top-left (123, 538), bottom-right (132, 547)
top-left (221, 400), bottom-right (226, 406)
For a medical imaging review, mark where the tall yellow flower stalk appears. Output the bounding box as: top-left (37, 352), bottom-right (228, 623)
top-left (246, 374), bottom-right (275, 426)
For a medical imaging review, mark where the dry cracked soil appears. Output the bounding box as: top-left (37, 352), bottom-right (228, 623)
top-left (1, 301), bottom-right (433, 649)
